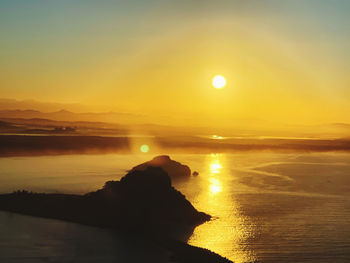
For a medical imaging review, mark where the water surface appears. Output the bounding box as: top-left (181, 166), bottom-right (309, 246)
top-left (1, 152), bottom-right (350, 262)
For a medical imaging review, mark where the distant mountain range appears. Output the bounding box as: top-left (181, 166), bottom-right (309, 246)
top-left (0, 109), bottom-right (148, 125)
top-left (0, 98), bottom-right (158, 126)
top-left (0, 98), bottom-right (91, 112)
top-left (1, 99), bottom-right (350, 139)
top-left (0, 111), bottom-right (203, 137)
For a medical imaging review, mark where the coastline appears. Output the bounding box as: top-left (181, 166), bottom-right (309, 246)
top-left (1, 134), bottom-right (350, 157)
top-left (0, 166), bottom-right (232, 263)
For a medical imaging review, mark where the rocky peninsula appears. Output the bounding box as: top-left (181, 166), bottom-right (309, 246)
top-left (0, 160), bottom-right (232, 262)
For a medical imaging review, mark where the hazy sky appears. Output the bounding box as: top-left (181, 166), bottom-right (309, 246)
top-left (1, 0), bottom-right (349, 126)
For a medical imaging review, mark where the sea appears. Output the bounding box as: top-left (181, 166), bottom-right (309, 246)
top-left (0, 152), bottom-right (350, 262)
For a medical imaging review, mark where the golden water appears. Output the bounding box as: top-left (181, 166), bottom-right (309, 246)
top-left (1, 152), bottom-right (350, 262)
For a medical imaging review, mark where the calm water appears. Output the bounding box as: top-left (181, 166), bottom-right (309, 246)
top-left (1, 152), bottom-right (350, 262)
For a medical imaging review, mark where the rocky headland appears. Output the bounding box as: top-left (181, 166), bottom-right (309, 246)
top-left (131, 155), bottom-right (192, 179)
top-left (0, 160), bottom-right (232, 263)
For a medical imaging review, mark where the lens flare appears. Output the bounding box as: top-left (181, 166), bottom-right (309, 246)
top-left (140, 144), bottom-right (149, 153)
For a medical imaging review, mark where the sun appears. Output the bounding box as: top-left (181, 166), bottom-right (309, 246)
top-left (212, 75), bottom-right (226, 89)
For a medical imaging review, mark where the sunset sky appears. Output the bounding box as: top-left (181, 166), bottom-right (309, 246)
top-left (1, 0), bottom-right (350, 127)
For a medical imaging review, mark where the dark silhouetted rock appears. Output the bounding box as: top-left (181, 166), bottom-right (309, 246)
top-left (0, 164), bottom-right (233, 263)
top-left (0, 167), bottom-right (209, 239)
top-left (131, 155), bottom-right (191, 179)
top-left (192, 171), bottom-right (199, 176)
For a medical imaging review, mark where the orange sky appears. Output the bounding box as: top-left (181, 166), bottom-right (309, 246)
top-left (1, 1), bottom-right (349, 128)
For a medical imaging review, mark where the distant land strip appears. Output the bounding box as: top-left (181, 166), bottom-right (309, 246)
top-left (0, 135), bottom-right (350, 156)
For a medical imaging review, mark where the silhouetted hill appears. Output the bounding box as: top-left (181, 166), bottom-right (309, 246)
top-left (131, 155), bottom-right (191, 179)
top-left (0, 166), bottom-right (233, 262)
top-left (0, 167), bottom-right (210, 236)
top-left (0, 166), bottom-right (209, 236)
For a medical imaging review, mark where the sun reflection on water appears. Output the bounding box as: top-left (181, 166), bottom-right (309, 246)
top-left (210, 162), bottom-right (222, 174)
top-left (209, 177), bottom-right (222, 195)
top-left (188, 153), bottom-right (257, 263)
top-left (209, 155), bottom-right (223, 194)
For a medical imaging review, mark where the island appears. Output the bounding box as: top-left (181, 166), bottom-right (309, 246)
top-left (0, 164), bottom-right (232, 263)
top-left (130, 155), bottom-right (192, 179)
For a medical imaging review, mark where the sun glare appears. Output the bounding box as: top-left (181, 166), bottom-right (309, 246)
top-left (140, 144), bottom-right (149, 153)
top-left (209, 177), bottom-right (222, 194)
top-left (210, 162), bottom-right (222, 174)
top-left (212, 75), bottom-right (226, 89)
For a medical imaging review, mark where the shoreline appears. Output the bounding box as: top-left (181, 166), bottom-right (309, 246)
top-left (1, 135), bottom-right (350, 157)
top-left (0, 165), bottom-right (232, 262)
